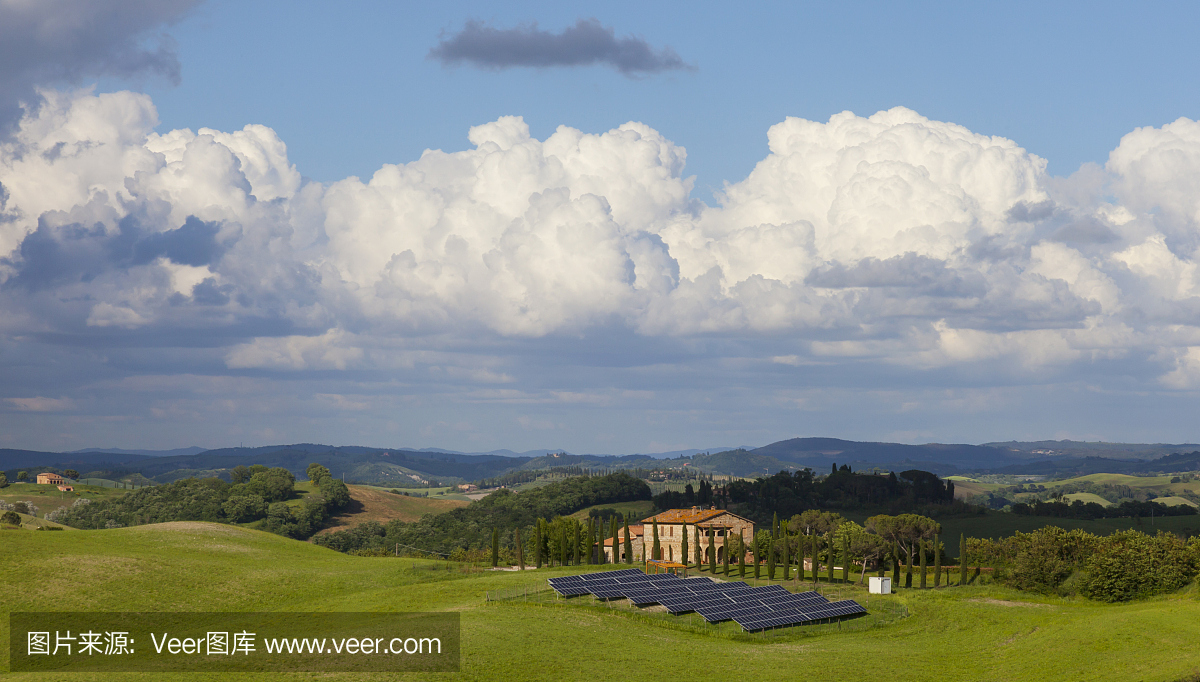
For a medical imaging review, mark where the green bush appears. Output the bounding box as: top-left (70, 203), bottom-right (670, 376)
top-left (222, 494), bottom-right (268, 522)
top-left (1079, 531), bottom-right (1199, 602)
top-left (1, 510), bottom-right (20, 525)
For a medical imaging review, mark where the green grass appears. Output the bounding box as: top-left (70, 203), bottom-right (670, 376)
top-left (3, 522), bottom-right (1200, 680)
top-left (1152, 496), bottom-right (1200, 508)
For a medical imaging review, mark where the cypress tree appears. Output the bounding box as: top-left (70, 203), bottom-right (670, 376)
top-left (652, 519), bottom-right (661, 561)
top-left (772, 512), bottom-right (779, 539)
top-left (903, 542), bottom-right (913, 588)
top-left (754, 535), bottom-right (761, 580)
top-left (560, 523), bottom-right (568, 567)
top-left (681, 523), bottom-right (689, 568)
top-left (780, 531), bottom-right (790, 581)
top-left (827, 537), bottom-right (835, 584)
top-left (841, 533), bottom-right (849, 583)
top-left (959, 533), bottom-right (968, 586)
top-left (610, 516), bottom-right (619, 565)
top-left (767, 537), bottom-right (775, 580)
top-left (919, 539), bottom-right (927, 588)
top-left (515, 527), bottom-right (525, 570)
top-left (739, 529), bottom-right (746, 579)
top-left (933, 532), bottom-right (941, 587)
top-left (708, 527), bottom-right (717, 573)
top-left (891, 543), bottom-right (900, 586)
top-left (586, 518), bottom-right (594, 565)
top-left (812, 534), bottom-right (820, 586)
top-left (722, 532), bottom-right (730, 576)
top-left (491, 527), bottom-right (499, 568)
top-left (573, 521), bottom-right (581, 566)
top-left (694, 525), bottom-right (702, 567)
top-left (624, 518), bottom-right (633, 564)
top-left (535, 520), bottom-right (543, 569)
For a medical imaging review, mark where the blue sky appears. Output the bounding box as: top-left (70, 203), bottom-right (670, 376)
top-left (122, 1), bottom-right (1200, 192)
top-left (3, 0), bottom-right (1200, 453)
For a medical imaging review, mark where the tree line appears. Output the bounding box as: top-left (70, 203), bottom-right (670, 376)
top-left (654, 466), bottom-right (965, 524)
top-left (1009, 498), bottom-right (1196, 520)
top-left (313, 472), bottom-right (651, 555)
top-left (51, 463), bottom-right (350, 539)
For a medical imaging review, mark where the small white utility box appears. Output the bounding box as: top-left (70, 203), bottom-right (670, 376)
top-left (869, 577), bottom-right (892, 594)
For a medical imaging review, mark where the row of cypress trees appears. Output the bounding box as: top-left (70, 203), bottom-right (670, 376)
top-left (489, 515), bottom-right (979, 592)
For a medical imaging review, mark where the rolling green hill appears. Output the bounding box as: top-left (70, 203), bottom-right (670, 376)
top-left (3, 523), bottom-right (1200, 680)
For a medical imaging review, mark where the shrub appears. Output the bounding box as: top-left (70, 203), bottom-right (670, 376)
top-left (1, 510), bottom-right (21, 525)
top-left (1079, 531), bottom-right (1199, 602)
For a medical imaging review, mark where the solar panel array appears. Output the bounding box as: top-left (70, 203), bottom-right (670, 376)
top-left (547, 570), bottom-right (866, 632)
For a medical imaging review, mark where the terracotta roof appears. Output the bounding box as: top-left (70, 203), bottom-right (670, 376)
top-left (643, 508), bottom-right (730, 524)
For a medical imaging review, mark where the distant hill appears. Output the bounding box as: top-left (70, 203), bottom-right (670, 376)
top-left (69, 447), bottom-right (209, 457)
top-left (984, 440), bottom-right (1200, 461)
top-left (751, 437), bottom-right (1022, 472)
top-left (9, 438), bottom-right (1200, 487)
top-left (986, 451), bottom-right (1200, 477)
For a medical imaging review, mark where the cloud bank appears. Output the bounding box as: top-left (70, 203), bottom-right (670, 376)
top-left (429, 19), bottom-right (693, 75)
top-left (5, 89), bottom-right (1200, 448)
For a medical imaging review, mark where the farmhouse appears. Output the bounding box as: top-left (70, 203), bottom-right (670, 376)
top-left (602, 524), bottom-right (644, 563)
top-left (640, 507), bottom-right (755, 564)
top-left (36, 473), bottom-right (65, 486)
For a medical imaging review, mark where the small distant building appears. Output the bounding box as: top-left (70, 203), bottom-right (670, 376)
top-left (639, 507), bottom-right (755, 565)
top-left (36, 473), bottom-right (65, 486)
top-left (57, 485), bottom-right (74, 492)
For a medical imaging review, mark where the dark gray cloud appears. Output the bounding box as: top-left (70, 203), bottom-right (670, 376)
top-left (805, 253), bottom-right (987, 298)
top-left (0, 0), bottom-right (199, 130)
top-left (5, 214), bottom-right (229, 292)
top-left (429, 18), bottom-right (694, 76)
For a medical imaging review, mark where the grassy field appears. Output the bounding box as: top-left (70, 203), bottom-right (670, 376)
top-left (1152, 496), bottom-right (1200, 508)
top-left (0, 482), bottom-right (130, 518)
top-left (2, 523), bottom-right (1200, 681)
top-left (316, 484), bottom-right (468, 533)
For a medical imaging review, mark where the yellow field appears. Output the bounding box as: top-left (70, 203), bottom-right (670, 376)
top-left (1150, 496), bottom-right (1200, 508)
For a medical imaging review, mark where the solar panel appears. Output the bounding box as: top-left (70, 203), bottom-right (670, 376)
top-left (735, 599), bottom-right (867, 631)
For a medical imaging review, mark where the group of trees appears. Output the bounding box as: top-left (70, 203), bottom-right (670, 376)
top-left (647, 480), bottom-right (717, 509)
top-left (51, 464), bottom-right (350, 539)
top-left (1010, 498), bottom-right (1196, 520)
top-left (964, 526), bottom-right (1200, 601)
top-left (653, 467), bottom-right (963, 524)
top-left (313, 472), bottom-right (651, 555)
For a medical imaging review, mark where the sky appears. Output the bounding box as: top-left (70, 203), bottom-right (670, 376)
top-left (3, 0), bottom-right (1200, 453)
